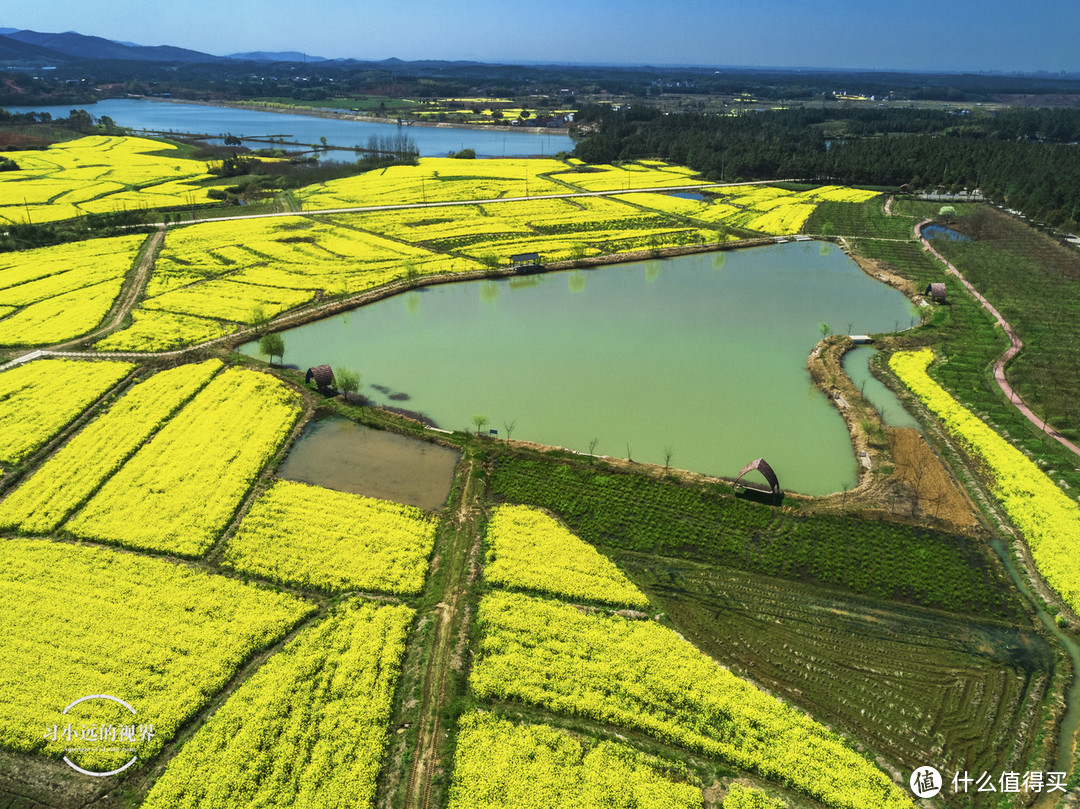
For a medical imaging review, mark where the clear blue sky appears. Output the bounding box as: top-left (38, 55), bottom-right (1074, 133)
top-left (3, 0), bottom-right (1079, 73)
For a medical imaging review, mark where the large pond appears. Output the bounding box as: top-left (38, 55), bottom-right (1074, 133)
top-left (2, 98), bottom-right (574, 157)
top-left (247, 242), bottom-right (918, 495)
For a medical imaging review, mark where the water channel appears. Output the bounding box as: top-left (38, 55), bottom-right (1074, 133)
top-left (248, 242), bottom-right (918, 496)
top-left (2, 98), bottom-right (575, 157)
top-left (842, 345), bottom-right (921, 430)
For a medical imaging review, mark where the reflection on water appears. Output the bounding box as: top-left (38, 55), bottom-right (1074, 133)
top-left (250, 242), bottom-right (918, 495)
top-left (278, 417), bottom-right (460, 510)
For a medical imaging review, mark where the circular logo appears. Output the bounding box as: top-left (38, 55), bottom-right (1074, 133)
top-left (61, 695), bottom-right (139, 777)
top-left (910, 766), bottom-right (942, 798)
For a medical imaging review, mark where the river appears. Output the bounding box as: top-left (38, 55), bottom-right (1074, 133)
top-left (2, 98), bottom-right (575, 157)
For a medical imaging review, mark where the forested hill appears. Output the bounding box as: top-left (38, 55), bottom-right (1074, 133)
top-left (573, 105), bottom-right (1080, 229)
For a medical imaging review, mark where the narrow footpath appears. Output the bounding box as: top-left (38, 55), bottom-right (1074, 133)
top-left (914, 216), bottom-right (1080, 459)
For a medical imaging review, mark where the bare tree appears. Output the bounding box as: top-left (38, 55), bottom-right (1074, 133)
top-left (503, 420), bottom-right (516, 443)
top-left (965, 206), bottom-right (990, 240)
top-left (909, 461), bottom-right (928, 517)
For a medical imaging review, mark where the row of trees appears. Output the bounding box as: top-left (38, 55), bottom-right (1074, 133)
top-left (572, 105), bottom-right (1080, 230)
top-left (355, 133), bottom-right (419, 170)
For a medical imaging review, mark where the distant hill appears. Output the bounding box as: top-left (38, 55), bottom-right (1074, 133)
top-left (0, 31), bottom-right (68, 63)
top-left (226, 51), bottom-right (328, 63)
top-left (0, 29), bottom-right (223, 63)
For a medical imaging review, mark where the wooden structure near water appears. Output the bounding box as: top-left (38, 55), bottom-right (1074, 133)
top-left (510, 252), bottom-right (542, 270)
top-left (733, 458), bottom-right (782, 503)
top-left (305, 364), bottom-right (336, 394)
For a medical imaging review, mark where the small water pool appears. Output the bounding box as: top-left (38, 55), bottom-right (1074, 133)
top-left (922, 224), bottom-right (971, 242)
top-left (277, 417), bottom-right (461, 510)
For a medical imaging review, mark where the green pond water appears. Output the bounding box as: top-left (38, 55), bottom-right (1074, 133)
top-left (842, 345), bottom-right (922, 431)
top-left (253, 242), bottom-right (918, 495)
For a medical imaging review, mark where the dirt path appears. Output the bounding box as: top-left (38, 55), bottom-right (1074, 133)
top-left (403, 458), bottom-right (481, 809)
top-left (0, 227), bottom-right (164, 372)
top-left (50, 226), bottom-right (163, 351)
top-left (915, 217), bottom-right (1080, 459)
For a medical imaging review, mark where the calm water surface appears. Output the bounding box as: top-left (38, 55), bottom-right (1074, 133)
top-left (278, 417), bottom-right (460, 510)
top-left (842, 346), bottom-right (921, 430)
top-left (921, 224), bottom-right (971, 242)
top-left (248, 242), bottom-right (917, 495)
top-left (4, 99), bottom-right (574, 157)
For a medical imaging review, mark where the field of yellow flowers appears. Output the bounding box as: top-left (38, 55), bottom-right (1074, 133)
top-left (0, 136), bottom-right (215, 225)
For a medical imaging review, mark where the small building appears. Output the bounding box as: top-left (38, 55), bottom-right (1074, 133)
top-left (924, 282), bottom-right (947, 303)
top-left (510, 252), bottom-right (542, 270)
top-left (305, 364), bottom-right (335, 394)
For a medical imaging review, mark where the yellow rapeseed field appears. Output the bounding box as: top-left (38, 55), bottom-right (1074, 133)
top-left (66, 367), bottom-right (301, 557)
top-left (0, 360), bottom-right (222, 533)
top-left (0, 234), bottom-right (146, 345)
top-left (0, 358), bottom-right (133, 465)
top-left (448, 713), bottom-right (702, 809)
top-left (484, 505), bottom-right (648, 608)
top-left (0, 538), bottom-right (314, 771)
top-left (0, 136), bottom-right (215, 224)
top-left (223, 480), bottom-right (437, 595)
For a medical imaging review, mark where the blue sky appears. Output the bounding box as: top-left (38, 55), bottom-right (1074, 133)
top-left (3, 0), bottom-right (1079, 73)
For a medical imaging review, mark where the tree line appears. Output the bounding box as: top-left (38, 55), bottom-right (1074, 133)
top-left (572, 105), bottom-right (1080, 230)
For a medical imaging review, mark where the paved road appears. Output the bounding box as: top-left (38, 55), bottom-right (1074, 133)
top-left (174, 179), bottom-right (788, 227)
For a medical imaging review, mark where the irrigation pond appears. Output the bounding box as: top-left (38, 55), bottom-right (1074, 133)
top-left (276, 416), bottom-right (460, 510)
top-left (254, 241), bottom-right (918, 495)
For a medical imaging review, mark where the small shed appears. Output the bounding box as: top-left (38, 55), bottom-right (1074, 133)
top-left (924, 282), bottom-right (947, 303)
top-left (733, 458), bottom-right (782, 499)
top-left (305, 364), bottom-right (336, 393)
top-left (510, 252), bottom-right (541, 270)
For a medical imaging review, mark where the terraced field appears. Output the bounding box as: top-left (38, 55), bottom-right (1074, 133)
top-left (0, 136), bottom-right (216, 225)
top-left (619, 554), bottom-right (1052, 800)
